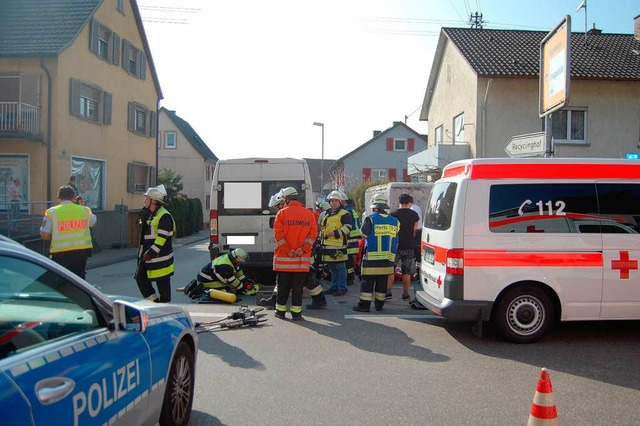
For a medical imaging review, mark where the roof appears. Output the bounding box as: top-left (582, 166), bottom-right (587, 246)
top-left (160, 107), bottom-right (218, 161)
top-left (421, 27), bottom-right (640, 117)
top-left (0, 0), bottom-right (163, 98)
top-left (331, 121), bottom-right (426, 168)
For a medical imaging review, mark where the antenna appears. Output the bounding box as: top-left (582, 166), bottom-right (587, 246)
top-left (469, 12), bottom-right (484, 29)
top-left (576, 0), bottom-right (588, 46)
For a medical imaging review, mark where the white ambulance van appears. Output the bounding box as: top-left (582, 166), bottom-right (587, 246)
top-left (418, 158), bottom-right (640, 343)
top-left (209, 158), bottom-right (313, 268)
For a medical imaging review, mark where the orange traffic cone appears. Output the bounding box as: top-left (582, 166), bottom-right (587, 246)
top-left (527, 368), bottom-right (558, 425)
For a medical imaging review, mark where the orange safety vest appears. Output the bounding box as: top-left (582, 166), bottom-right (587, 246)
top-left (273, 200), bottom-right (318, 272)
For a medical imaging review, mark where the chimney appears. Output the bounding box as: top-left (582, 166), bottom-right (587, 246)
top-left (635, 15), bottom-right (640, 40)
top-left (587, 24), bottom-right (601, 35)
top-left (373, 130), bottom-right (381, 137)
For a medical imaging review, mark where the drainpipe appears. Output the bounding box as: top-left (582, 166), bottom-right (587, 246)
top-left (40, 57), bottom-right (53, 203)
top-left (481, 79), bottom-right (493, 158)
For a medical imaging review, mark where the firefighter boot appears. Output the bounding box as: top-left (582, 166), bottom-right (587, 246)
top-left (374, 300), bottom-right (385, 311)
top-left (352, 300), bottom-right (371, 312)
top-left (306, 293), bottom-right (328, 309)
top-left (291, 312), bottom-right (304, 321)
top-left (258, 293), bottom-right (277, 309)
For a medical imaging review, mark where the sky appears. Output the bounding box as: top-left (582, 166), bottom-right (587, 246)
top-left (137, 0), bottom-right (638, 161)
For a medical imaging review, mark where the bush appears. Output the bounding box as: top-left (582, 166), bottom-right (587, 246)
top-left (348, 179), bottom-right (390, 215)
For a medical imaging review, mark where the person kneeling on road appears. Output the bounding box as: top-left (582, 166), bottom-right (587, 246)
top-left (184, 248), bottom-right (253, 301)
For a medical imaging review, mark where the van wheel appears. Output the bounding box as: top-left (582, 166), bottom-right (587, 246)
top-left (494, 285), bottom-right (554, 343)
top-left (159, 341), bottom-right (195, 426)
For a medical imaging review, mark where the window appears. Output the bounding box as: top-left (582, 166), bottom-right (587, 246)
top-left (71, 157), bottom-right (105, 210)
top-left (128, 162), bottom-right (156, 193)
top-left (552, 108), bottom-right (587, 144)
top-left (164, 131), bottom-right (177, 149)
top-left (70, 79), bottom-right (112, 125)
top-left (219, 180), bottom-right (305, 215)
top-left (394, 139), bottom-right (406, 151)
top-left (122, 40), bottom-right (146, 80)
top-left (89, 18), bottom-right (120, 65)
top-left (0, 256), bottom-right (100, 358)
top-left (372, 169), bottom-right (388, 181)
top-left (425, 182), bottom-right (456, 231)
top-left (453, 113), bottom-right (464, 144)
top-left (116, 0), bottom-right (125, 14)
top-left (435, 125), bottom-right (443, 144)
top-left (128, 102), bottom-right (156, 137)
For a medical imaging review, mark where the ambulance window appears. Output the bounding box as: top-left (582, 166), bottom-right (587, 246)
top-left (425, 182), bottom-right (456, 230)
top-left (489, 183), bottom-right (598, 233)
top-left (595, 183), bottom-right (640, 233)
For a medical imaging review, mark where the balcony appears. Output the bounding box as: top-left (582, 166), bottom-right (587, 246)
top-left (408, 143), bottom-right (471, 180)
top-left (0, 102), bottom-right (41, 138)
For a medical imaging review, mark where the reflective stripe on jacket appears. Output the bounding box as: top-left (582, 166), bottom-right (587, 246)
top-left (273, 200), bottom-right (318, 272)
top-left (361, 212), bottom-right (399, 276)
top-left (47, 203), bottom-right (93, 253)
top-left (320, 207), bottom-right (351, 262)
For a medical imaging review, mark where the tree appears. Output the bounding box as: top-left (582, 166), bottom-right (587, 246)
top-left (157, 168), bottom-right (183, 199)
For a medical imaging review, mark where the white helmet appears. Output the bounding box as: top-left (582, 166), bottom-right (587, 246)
top-left (268, 190), bottom-right (285, 208)
top-left (328, 190), bottom-right (346, 201)
top-left (144, 184), bottom-right (167, 202)
top-left (370, 193), bottom-right (390, 210)
top-left (229, 248), bottom-right (249, 263)
top-left (280, 186), bottom-right (298, 199)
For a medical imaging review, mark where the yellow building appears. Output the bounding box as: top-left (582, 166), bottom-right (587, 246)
top-left (0, 0), bottom-right (162, 247)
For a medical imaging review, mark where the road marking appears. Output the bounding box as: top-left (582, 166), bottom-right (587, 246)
top-left (344, 314), bottom-right (443, 320)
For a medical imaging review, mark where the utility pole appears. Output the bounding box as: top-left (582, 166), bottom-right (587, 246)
top-left (469, 12), bottom-right (483, 29)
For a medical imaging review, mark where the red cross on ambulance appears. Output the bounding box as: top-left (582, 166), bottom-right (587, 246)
top-left (611, 251), bottom-right (638, 279)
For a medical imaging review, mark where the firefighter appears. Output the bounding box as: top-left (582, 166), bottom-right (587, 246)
top-left (135, 184), bottom-right (176, 303)
top-left (272, 187), bottom-right (318, 320)
top-left (320, 190), bottom-right (352, 296)
top-left (183, 248), bottom-right (251, 301)
top-left (342, 197), bottom-right (361, 286)
top-left (353, 194), bottom-right (399, 312)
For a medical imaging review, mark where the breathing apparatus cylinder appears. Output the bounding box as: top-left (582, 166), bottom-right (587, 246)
top-left (207, 289), bottom-right (237, 303)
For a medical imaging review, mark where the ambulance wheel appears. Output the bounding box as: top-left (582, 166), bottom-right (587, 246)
top-left (494, 285), bottom-right (554, 343)
top-left (160, 341), bottom-right (195, 426)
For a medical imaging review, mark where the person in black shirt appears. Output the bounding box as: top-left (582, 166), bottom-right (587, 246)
top-left (386, 193), bottom-right (420, 301)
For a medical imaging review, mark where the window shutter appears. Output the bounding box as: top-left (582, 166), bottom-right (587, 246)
top-left (408, 138), bottom-right (415, 152)
top-left (122, 40), bottom-right (130, 72)
top-left (112, 33), bottom-right (120, 65)
top-left (403, 168), bottom-right (409, 182)
top-left (127, 162), bottom-right (134, 192)
top-left (386, 137), bottom-right (393, 151)
top-left (139, 52), bottom-right (147, 80)
top-left (103, 92), bottom-right (112, 125)
top-left (69, 78), bottom-right (80, 116)
top-left (149, 166), bottom-right (157, 187)
top-left (148, 110), bottom-right (157, 138)
top-left (90, 18), bottom-right (100, 54)
top-left (127, 102), bottom-right (135, 131)
top-left (388, 168), bottom-right (397, 181)
top-left (362, 168), bottom-right (371, 181)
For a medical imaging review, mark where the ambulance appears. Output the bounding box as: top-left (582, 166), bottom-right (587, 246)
top-left (417, 158), bottom-right (640, 343)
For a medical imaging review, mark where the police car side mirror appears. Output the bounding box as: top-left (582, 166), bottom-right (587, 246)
top-left (112, 300), bottom-right (148, 333)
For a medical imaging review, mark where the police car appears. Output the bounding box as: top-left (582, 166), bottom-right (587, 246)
top-left (0, 236), bottom-right (197, 426)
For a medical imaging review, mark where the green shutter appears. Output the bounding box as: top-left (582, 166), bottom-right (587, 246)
top-left (112, 33), bottom-right (120, 66)
top-left (103, 92), bottom-right (112, 125)
top-left (69, 78), bottom-right (80, 116)
top-left (90, 18), bottom-right (100, 54)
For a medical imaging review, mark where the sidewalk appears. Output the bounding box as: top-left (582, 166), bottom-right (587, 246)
top-left (87, 230), bottom-right (209, 270)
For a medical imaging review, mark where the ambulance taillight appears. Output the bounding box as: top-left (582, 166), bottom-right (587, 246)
top-left (446, 249), bottom-right (464, 275)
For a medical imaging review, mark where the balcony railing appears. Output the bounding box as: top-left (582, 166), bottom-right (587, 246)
top-left (0, 102), bottom-right (40, 134)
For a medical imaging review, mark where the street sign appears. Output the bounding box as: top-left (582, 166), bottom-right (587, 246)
top-left (504, 132), bottom-right (546, 158)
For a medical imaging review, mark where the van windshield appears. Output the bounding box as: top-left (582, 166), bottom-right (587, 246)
top-left (425, 182), bottom-right (456, 230)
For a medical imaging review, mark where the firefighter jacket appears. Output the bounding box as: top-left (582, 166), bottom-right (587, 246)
top-left (319, 206), bottom-right (351, 263)
top-left (273, 200), bottom-right (318, 272)
top-left (46, 203), bottom-right (93, 253)
top-left (197, 254), bottom-right (246, 290)
top-left (139, 206), bottom-right (175, 280)
top-left (360, 211), bottom-right (399, 276)
top-left (344, 205), bottom-right (362, 255)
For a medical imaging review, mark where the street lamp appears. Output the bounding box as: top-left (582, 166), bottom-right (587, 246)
top-left (313, 122), bottom-right (324, 196)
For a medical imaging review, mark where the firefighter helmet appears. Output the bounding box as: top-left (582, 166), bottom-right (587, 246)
top-left (280, 186), bottom-right (298, 199)
top-left (370, 193), bottom-right (390, 210)
top-left (229, 248), bottom-right (249, 263)
top-left (268, 190), bottom-right (285, 208)
top-left (327, 190), bottom-right (346, 201)
top-left (144, 184), bottom-right (167, 202)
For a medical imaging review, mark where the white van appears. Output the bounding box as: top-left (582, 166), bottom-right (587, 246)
top-left (418, 158), bottom-right (640, 343)
top-left (209, 158), bottom-right (313, 268)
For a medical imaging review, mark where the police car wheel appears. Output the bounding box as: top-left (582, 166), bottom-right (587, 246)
top-left (159, 341), bottom-right (195, 426)
top-left (494, 285), bottom-right (554, 344)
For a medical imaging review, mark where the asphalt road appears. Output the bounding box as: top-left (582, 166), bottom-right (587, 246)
top-left (86, 240), bottom-right (640, 426)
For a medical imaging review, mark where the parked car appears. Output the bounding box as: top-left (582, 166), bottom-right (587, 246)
top-left (0, 235), bottom-right (197, 426)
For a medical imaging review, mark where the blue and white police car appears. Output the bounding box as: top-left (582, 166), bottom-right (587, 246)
top-left (0, 236), bottom-right (197, 426)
